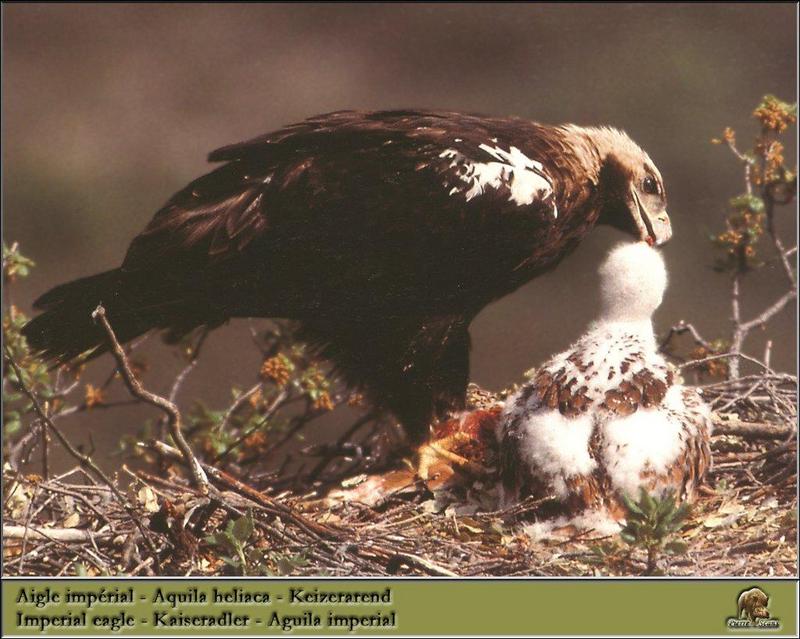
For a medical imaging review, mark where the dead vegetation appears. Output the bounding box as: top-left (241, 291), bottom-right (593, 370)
top-left (2, 357), bottom-right (796, 577)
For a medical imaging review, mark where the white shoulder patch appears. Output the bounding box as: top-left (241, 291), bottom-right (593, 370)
top-left (438, 144), bottom-right (556, 214)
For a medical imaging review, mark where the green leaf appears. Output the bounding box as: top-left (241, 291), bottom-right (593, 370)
top-left (619, 531), bottom-right (636, 545)
top-left (246, 547), bottom-right (265, 563)
top-left (621, 493), bottom-right (645, 517)
top-left (276, 556), bottom-right (296, 575)
top-left (640, 489), bottom-right (657, 515)
top-left (621, 520), bottom-right (641, 540)
top-left (4, 418), bottom-right (21, 435)
top-left (664, 540), bottom-right (688, 555)
top-left (673, 503), bottom-right (691, 525)
top-left (231, 515), bottom-right (254, 544)
top-left (729, 194), bottom-right (765, 213)
top-left (656, 496), bottom-right (676, 520)
top-left (210, 531), bottom-right (235, 553)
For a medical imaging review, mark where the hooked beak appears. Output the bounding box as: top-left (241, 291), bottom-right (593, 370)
top-left (631, 189), bottom-right (672, 246)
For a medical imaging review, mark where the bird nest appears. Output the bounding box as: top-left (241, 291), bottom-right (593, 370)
top-left (3, 372), bottom-right (796, 578)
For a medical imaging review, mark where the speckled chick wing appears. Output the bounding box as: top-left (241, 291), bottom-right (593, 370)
top-left (497, 242), bottom-right (712, 519)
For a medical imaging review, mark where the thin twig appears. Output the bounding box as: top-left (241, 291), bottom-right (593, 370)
top-left (721, 132), bottom-right (796, 380)
top-left (92, 304), bottom-right (208, 493)
top-left (306, 412), bottom-right (377, 483)
top-left (764, 195), bottom-right (797, 287)
top-left (739, 289), bottom-right (797, 332)
top-left (681, 351), bottom-right (773, 372)
top-left (140, 439), bottom-right (340, 541)
top-left (3, 344), bottom-right (160, 564)
top-left (212, 388), bottom-right (288, 464)
top-left (711, 414), bottom-right (794, 440)
top-left (169, 330), bottom-right (209, 404)
top-left (216, 382), bottom-right (264, 434)
top-left (39, 416), bottom-right (50, 480)
top-left (660, 320), bottom-right (711, 351)
top-left (729, 273), bottom-right (744, 379)
top-left (3, 525), bottom-right (113, 543)
top-left (387, 551), bottom-right (459, 577)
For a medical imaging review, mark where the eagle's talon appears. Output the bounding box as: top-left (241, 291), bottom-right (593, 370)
top-left (416, 432), bottom-right (492, 482)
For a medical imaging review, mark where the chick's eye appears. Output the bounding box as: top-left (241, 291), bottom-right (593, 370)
top-left (642, 176), bottom-right (659, 195)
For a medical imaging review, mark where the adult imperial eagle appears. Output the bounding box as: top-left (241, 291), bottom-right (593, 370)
top-left (23, 110), bottom-right (672, 443)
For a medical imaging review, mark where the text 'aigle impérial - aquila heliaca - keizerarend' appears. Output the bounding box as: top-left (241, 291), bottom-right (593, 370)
top-left (22, 110), bottom-right (672, 445)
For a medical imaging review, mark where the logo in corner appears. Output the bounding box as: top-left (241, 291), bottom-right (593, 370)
top-left (726, 587), bottom-right (781, 630)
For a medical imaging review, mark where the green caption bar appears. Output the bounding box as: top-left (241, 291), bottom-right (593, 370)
top-left (2, 579), bottom-right (796, 636)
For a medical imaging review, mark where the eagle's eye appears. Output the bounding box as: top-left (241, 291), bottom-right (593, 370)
top-left (642, 175), bottom-right (659, 195)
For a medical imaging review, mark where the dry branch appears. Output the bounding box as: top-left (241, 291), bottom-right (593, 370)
top-left (3, 344), bottom-right (160, 563)
top-left (711, 414), bottom-right (794, 440)
top-left (142, 439), bottom-right (340, 541)
top-left (92, 304), bottom-right (209, 493)
top-left (3, 525), bottom-right (113, 543)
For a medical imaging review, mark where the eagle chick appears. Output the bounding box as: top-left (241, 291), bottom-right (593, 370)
top-left (497, 242), bottom-right (712, 535)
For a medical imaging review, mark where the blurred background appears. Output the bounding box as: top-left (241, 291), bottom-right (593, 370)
top-left (3, 3), bottom-right (797, 470)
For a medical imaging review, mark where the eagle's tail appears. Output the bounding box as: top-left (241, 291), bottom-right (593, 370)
top-left (21, 269), bottom-right (200, 363)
